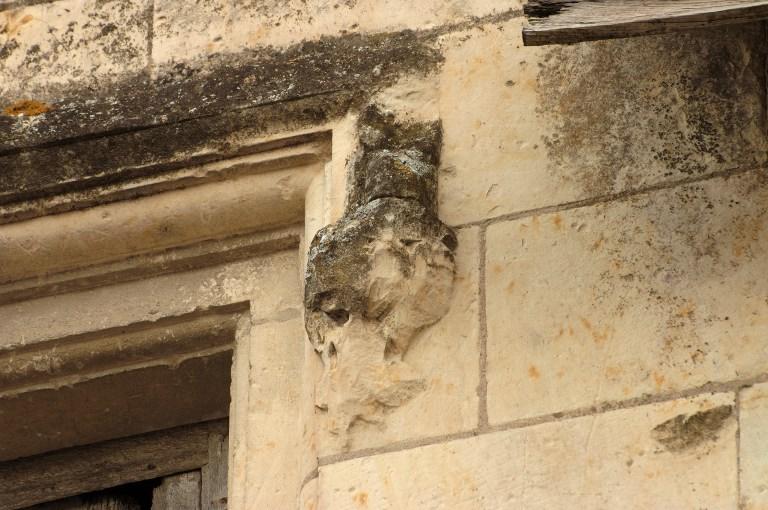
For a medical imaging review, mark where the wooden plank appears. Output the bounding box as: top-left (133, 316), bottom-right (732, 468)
top-left (0, 420), bottom-right (227, 510)
top-left (25, 496), bottom-right (89, 510)
top-left (85, 497), bottom-right (142, 510)
top-left (152, 472), bottom-right (201, 510)
top-left (201, 434), bottom-right (229, 510)
top-left (523, 0), bottom-right (768, 45)
top-left (27, 494), bottom-right (141, 510)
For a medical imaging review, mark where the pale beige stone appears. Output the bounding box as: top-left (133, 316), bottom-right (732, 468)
top-left (152, 0), bottom-right (518, 66)
top-left (740, 382), bottom-right (768, 510)
top-left (242, 318), bottom-right (305, 510)
top-left (317, 227), bottom-right (480, 456)
top-left (317, 393), bottom-right (736, 509)
top-left (0, 0), bottom-right (149, 97)
top-left (0, 250), bottom-right (301, 349)
top-left (0, 165), bottom-right (319, 283)
top-left (486, 171), bottom-right (768, 424)
top-left (228, 316), bottom-right (252, 510)
top-left (437, 19), bottom-right (767, 225)
top-left (299, 478), bottom-right (318, 510)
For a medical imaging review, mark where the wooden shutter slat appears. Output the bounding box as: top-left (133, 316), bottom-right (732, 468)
top-left (523, 0), bottom-right (768, 45)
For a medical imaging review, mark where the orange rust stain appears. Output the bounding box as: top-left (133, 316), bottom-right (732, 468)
top-left (556, 369), bottom-right (565, 379)
top-left (732, 243), bottom-right (744, 258)
top-left (528, 365), bottom-right (541, 380)
top-left (353, 492), bottom-right (368, 507)
top-left (2, 11), bottom-right (35, 37)
top-left (604, 365), bottom-right (623, 378)
top-left (676, 302), bottom-right (695, 319)
top-left (492, 263), bottom-right (504, 274)
top-left (505, 280), bottom-right (515, 294)
top-left (579, 317), bottom-right (610, 345)
top-left (552, 214), bottom-right (563, 230)
top-left (591, 235), bottom-right (605, 251)
top-left (652, 371), bottom-right (665, 390)
top-left (3, 99), bottom-right (52, 116)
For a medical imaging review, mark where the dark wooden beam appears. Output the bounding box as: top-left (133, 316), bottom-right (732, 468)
top-left (0, 420), bottom-right (228, 510)
top-left (523, 0), bottom-right (768, 45)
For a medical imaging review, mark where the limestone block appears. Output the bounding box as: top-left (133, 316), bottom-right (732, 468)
top-left (152, 0), bottom-right (518, 66)
top-left (0, 250), bottom-right (301, 349)
top-left (316, 227), bottom-right (480, 456)
top-left (437, 18), bottom-right (767, 225)
top-left (299, 478), bottom-right (318, 510)
top-left (317, 393), bottom-right (736, 509)
top-left (241, 318), bottom-right (305, 510)
top-left (740, 382), bottom-right (768, 510)
top-left (486, 170), bottom-right (768, 424)
top-left (0, 0), bottom-right (149, 98)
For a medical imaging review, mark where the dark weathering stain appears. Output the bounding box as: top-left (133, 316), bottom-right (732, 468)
top-left (0, 8), bottom-right (521, 205)
top-left (0, 27), bottom-right (444, 151)
top-left (0, 27), bottom-right (448, 205)
top-left (535, 22), bottom-right (766, 198)
top-left (524, 0), bottom-right (579, 19)
top-left (652, 405), bottom-right (733, 453)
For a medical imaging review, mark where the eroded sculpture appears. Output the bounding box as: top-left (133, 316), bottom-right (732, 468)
top-left (304, 106), bottom-right (457, 448)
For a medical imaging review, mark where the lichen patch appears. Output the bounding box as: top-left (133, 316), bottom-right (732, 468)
top-left (2, 99), bottom-right (52, 117)
top-left (652, 404), bottom-right (733, 453)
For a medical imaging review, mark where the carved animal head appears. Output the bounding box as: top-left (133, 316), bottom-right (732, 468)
top-left (304, 196), bottom-right (456, 362)
top-left (303, 108), bottom-right (457, 446)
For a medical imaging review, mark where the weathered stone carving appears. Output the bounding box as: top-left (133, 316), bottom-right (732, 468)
top-left (304, 107), bottom-right (457, 446)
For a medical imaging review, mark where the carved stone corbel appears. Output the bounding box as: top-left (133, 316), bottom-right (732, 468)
top-left (304, 107), bottom-right (457, 447)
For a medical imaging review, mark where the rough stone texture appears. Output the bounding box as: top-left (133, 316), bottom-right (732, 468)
top-left (0, 0), bottom-right (150, 97)
top-left (317, 227), bottom-right (480, 456)
top-left (0, 19), bottom-right (446, 155)
top-left (486, 170), bottom-right (768, 424)
top-left (0, 104), bottom-right (336, 208)
top-left (304, 108), bottom-right (458, 451)
top-left (3, 2), bottom-right (768, 508)
top-left (317, 393), bottom-right (737, 509)
top-left (437, 18), bottom-right (767, 225)
top-left (740, 382), bottom-right (768, 510)
top-left (152, 0), bottom-right (519, 63)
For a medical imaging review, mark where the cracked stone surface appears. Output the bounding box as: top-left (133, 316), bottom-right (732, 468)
top-left (304, 107), bottom-right (457, 450)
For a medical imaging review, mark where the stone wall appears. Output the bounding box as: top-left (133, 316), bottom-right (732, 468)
top-left (1, 1), bottom-right (767, 509)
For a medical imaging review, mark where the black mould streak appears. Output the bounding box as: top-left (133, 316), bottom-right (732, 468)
top-left (0, 7), bottom-right (522, 204)
top-left (1, 29), bottom-right (444, 155)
